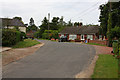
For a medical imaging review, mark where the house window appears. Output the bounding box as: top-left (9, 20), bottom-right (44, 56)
top-left (81, 35), bottom-right (84, 40)
top-left (60, 34), bottom-right (64, 38)
top-left (87, 35), bottom-right (93, 40)
top-left (69, 35), bottom-right (77, 40)
top-left (99, 35), bottom-right (102, 39)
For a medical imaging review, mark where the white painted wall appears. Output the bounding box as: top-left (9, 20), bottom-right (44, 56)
top-left (19, 27), bottom-right (26, 33)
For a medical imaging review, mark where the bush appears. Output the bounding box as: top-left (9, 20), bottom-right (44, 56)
top-left (20, 32), bottom-right (26, 40)
top-left (112, 40), bottom-right (120, 58)
top-left (112, 41), bottom-right (118, 54)
top-left (2, 29), bottom-right (25, 46)
top-left (42, 33), bottom-right (49, 39)
top-left (42, 30), bottom-right (58, 39)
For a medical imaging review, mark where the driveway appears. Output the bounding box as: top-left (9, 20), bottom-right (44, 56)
top-left (3, 40), bottom-right (96, 78)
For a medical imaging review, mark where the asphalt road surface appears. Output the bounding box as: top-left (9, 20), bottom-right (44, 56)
top-left (3, 40), bottom-right (96, 78)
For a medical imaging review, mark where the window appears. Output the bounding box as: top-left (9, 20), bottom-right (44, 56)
top-left (69, 35), bottom-right (77, 40)
top-left (87, 35), bottom-right (93, 40)
top-left (81, 35), bottom-right (84, 40)
top-left (60, 34), bottom-right (64, 38)
top-left (99, 35), bottom-right (102, 39)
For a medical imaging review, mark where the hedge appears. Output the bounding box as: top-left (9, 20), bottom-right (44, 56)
top-left (42, 30), bottom-right (59, 39)
top-left (112, 40), bottom-right (120, 57)
top-left (2, 29), bottom-right (26, 46)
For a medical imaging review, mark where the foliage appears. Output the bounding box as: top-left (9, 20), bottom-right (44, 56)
top-left (27, 17), bottom-right (38, 32)
top-left (42, 30), bottom-right (58, 39)
top-left (34, 30), bottom-right (41, 38)
top-left (38, 16), bottom-right (67, 38)
top-left (109, 26), bottom-right (120, 39)
top-left (92, 54), bottom-right (118, 78)
top-left (99, 1), bottom-right (120, 36)
top-left (2, 29), bottom-right (20, 46)
top-left (12, 39), bottom-right (40, 48)
top-left (67, 20), bottom-right (73, 27)
top-left (29, 17), bottom-right (34, 26)
top-left (13, 17), bottom-right (22, 21)
top-left (112, 41), bottom-right (119, 54)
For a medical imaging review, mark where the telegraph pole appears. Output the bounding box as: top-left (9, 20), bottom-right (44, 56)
top-left (48, 13), bottom-right (50, 39)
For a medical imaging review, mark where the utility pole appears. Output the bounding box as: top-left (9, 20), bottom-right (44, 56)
top-left (48, 13), bottom-right (50, 39)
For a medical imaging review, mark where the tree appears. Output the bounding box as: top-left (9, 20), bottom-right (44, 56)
top-left (29, 18), bottom-right (34, 26)
top-left (37, 17), bottom-right (48, 38)
top-left (99, 1), bottom-right (120, 36)
top-left (27, 18), bottom-right (38, 32)
top-left (13, 17), bottom-right (22, 21)
top-left (50, 17), bottom-right (60, 30)
top-left (74, 22), bottom-right (80, 27)
top-left (67, 20), bottom-right (73, 27)
top-left (107, 13), bottom-right (112, 46)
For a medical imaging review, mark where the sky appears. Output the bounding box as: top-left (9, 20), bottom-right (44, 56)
top-left (0, 0), bottom-right (109, 26)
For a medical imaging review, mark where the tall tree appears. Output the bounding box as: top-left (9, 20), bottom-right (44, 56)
top-left (99, 1), bottom-right (120, 36)
top-left (50, 17), bottom-right (60, 30)
top-left (29, 18), bottom-right (34, 26)
top-left (27, 18), bottom-right (38, 31)
top-left (67, 20), bottom-right (73, 27)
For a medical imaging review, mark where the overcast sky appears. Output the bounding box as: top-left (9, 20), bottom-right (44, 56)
top-left (0, 0), bottom-right (108, 26)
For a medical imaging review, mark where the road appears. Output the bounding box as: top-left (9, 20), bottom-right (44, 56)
top-left (3, 40), bottom-right (96, 78)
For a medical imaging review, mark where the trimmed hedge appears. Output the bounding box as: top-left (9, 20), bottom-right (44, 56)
top-left (2, 29), bottom-right (26, 46)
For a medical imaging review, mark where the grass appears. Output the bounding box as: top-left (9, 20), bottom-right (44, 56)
top-left (38, 38), bottom-right (50, 40)
top-left (91, 54), bottom-right (118, 78)
top-left (87, 43), bottom-right (107, 46)
top-left (12, 39), bottom-right (41, 48)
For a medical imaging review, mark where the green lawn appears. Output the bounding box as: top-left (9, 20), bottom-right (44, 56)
top-left (87, 43), bottom-right (107, 46)
top-left (12, 39), bottom-right (41, 48)
top-left (91, 54), bottom-right (118, 78)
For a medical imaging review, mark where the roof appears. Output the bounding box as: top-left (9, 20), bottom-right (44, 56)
top-left (0, 18), bottom-right (26, 27)
top-left (60, 26), bottom-right (100, 34)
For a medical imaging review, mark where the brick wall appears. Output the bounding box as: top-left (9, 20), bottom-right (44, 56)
top-left (89, 40), bottom-right (108, 45)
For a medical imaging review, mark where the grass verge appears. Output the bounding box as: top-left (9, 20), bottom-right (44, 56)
top-left (12, 39), bottom-right (41, 48)
top-left (91, 54), bottom-right (118, 78)
top-left (87, 43), bottom-right (106, 46)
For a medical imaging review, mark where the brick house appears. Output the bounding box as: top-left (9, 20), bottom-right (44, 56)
top-left (59, 26), bottom-right (103, 42)
top-left (0, 18), bottom-right (26, 33)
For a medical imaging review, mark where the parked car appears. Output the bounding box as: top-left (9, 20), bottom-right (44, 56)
top-left (59, 36), bottom-right (68, 42)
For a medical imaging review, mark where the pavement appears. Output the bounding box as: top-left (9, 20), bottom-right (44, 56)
top-left (2, 40), bottom-right (96, 78)
top-left (0, 47), bottom-right (12, 53)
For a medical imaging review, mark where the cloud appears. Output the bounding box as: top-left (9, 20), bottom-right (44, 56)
top-left (0, 0), bottom-right (108, 26)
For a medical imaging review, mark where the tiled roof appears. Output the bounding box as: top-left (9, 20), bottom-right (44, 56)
top-left (60, 26), bottom-right (100, 34)
top-left (0, 18), bottom-right (26, 27)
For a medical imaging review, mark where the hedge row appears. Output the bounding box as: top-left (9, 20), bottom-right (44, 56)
top-left (112, 41), bottom-right (120, 58)
top-left (2, 29), bottom-right (26, 46)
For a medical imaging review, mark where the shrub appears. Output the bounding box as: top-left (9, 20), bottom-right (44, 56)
top-left (42, 30), bottom-right (58, 39)
top-left (112, 41), bottom-right (118, 54)
top-left (42, 33), bottom-right (49, 39)
top-left (2, 29), bottom-right (25, 46)
top-left (20, 32), bottom-right (26, 40)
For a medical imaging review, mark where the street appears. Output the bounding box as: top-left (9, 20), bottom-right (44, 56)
top-left (3, 40), bottom-right (96, 78)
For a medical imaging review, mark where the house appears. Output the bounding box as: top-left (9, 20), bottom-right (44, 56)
top-left (26, 30), bottom-right (36, 39)
top-left (59, 26), bottom-right (102, 42)
top-left (0, 18), bottom-right (26, 33)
